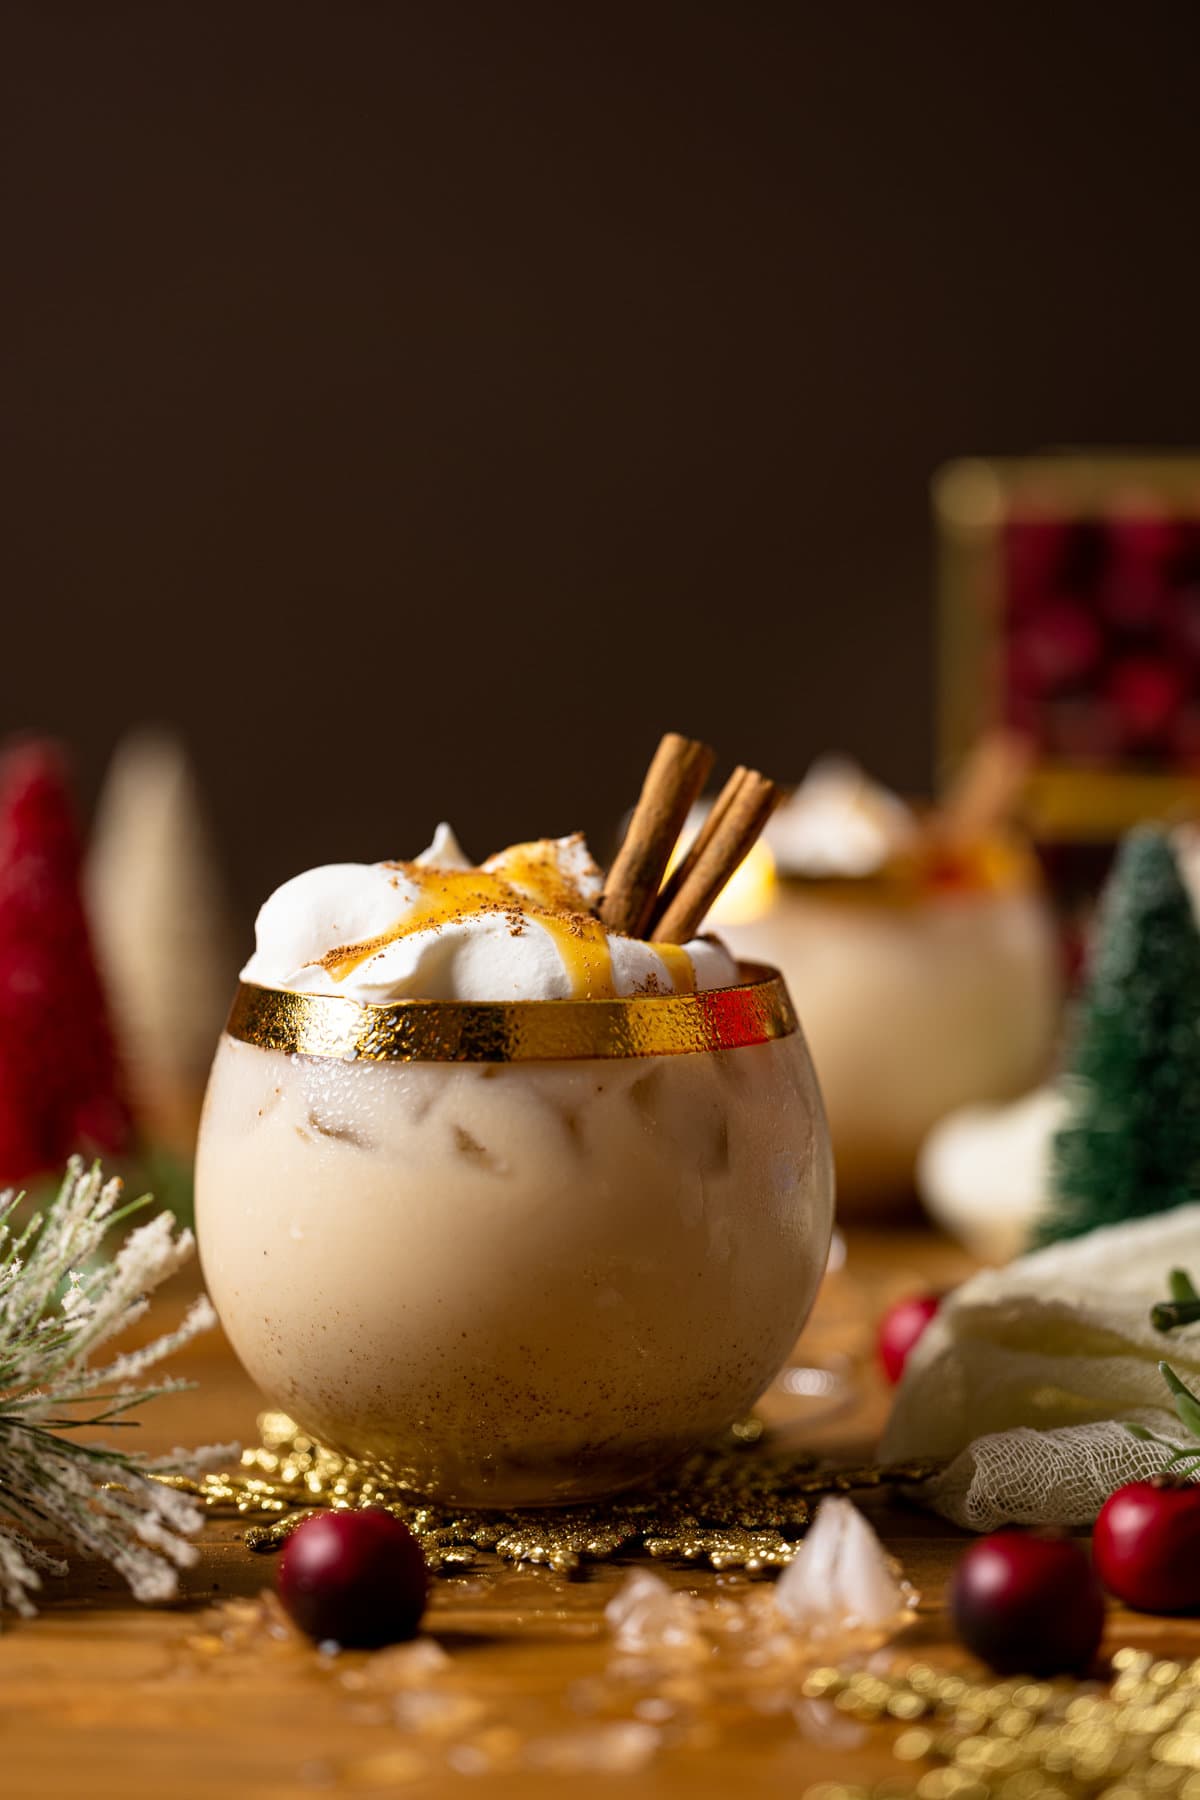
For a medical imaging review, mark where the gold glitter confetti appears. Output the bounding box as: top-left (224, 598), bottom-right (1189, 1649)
top-left (799, 1650), bottom-right (1200, 1799)
top-left (162, 1410), bottom-right (942, 1575)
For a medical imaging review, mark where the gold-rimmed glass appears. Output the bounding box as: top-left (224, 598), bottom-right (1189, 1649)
top-left (195, 966), bottom-right (834, 1507)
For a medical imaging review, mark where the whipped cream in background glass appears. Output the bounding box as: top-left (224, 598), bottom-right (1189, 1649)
top-left (196, 820), bottom-right (833, 1506)
top-left (764, 756), bottom-right (921, 880)
top-left (242, 823), bottom-right (739, 1003)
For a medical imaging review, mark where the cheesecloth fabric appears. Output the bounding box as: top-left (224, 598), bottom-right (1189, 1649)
top-left (879, 1205), bottom-right (1200, 1530)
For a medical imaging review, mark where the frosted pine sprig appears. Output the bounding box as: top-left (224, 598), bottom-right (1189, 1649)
top-left (0, 1157), bottom-right (233, 1617)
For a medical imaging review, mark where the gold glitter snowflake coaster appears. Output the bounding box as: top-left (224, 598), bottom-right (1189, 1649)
top-left (164, 1411), bottom-right (941, 1576)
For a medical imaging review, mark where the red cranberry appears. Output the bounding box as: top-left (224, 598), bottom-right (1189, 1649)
top-left (877, 1293), bottom-right (940, 1385)
top-left (278, 1508), bottom-right (429, 1648)
top-left (1093, 1478), bottom-right (1200, 1614)
top-left (950, 1529), bottom-right (1105, 1676)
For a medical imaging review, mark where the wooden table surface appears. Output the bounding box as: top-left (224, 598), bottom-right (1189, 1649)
top-left (6, 1226), bottom-right (1196, 1800)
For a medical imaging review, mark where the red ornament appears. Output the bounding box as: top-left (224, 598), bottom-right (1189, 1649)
top-left (278, 1508), bottom-right (429, 1648)
top-left (950, 1529), bottom-right (1105, 1676)
top-left (0, 739), bottom-right (131, 1183)
top-left (877, 1292), bottom-right (940, 1385)
top-left (1093, 1478), bottom-right (1200, 1614)
top-left (1010, 601), bottom-right (1103, 693)
top-left (1105, 656), bottom-right (1185, 751)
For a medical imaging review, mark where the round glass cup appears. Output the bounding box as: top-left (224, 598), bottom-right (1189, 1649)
top-left (721, 850), bottom-right (1060, 1211)
top-left (195, 965), bottom-right (834, 1507)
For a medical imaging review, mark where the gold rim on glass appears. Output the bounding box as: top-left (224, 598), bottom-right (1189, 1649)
top-left (224, 965), bottom-right (797, 1063)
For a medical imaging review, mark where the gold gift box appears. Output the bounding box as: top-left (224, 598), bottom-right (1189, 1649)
top-left (935, 452), bottom-right (1200, 841)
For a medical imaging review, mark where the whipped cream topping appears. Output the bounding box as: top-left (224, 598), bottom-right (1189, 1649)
top-left (767, 756), bottom-right (919, 879)
top-left (241, 826), bottom-right (740, 1003)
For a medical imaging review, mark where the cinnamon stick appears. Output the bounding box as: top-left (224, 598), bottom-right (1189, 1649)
top-left (600, 733), bottom-right (716, 936)
top-left (935, 730), bottom-right (1033, 848)
top-left (648, 765), bottom-right (748, 936)
top-left (651, 769), bottom-right (780, 944)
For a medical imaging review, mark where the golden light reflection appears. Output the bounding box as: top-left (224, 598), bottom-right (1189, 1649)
top-left (665, 827), bottom-right (778, 927)
top-left (709, 837), bottom-right (778, 925)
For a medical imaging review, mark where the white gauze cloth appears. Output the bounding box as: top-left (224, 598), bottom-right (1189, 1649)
top-left (880, 1206), bottom-right (1200, 1531)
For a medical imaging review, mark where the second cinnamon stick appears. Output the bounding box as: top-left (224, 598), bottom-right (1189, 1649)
top-left (647, 764), bottom-right (748, 937)
top-left (651, 769), bottom-right (779, 944)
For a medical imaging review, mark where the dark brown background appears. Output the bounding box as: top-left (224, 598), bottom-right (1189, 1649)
top-left (5, 2), bottom-right (1200, 934)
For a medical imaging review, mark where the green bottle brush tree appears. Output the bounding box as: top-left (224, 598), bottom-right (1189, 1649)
top-left (1039, 827), bottom-right (1200, 1246)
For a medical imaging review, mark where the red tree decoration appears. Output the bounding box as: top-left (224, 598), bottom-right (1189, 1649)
top-left (0, 739), bottom-right (131, 1183)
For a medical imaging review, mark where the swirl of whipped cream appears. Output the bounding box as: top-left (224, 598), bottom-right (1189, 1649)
top-left (241, 824), bottom-right (739, 1003)
top-left (767, 756), bottom-right (918, 879)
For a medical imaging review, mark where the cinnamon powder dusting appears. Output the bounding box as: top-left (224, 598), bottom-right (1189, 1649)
top-left (319, 847), bottom-right (624, 999)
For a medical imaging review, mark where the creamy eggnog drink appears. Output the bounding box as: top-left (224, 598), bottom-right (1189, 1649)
top-left (196, 737), bottom-right (834, 1506)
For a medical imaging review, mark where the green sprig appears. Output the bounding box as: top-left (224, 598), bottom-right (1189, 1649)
top-left (1123, 1273), bottom-right (1200, 1464)
top-left (1149, 1267), bottom-right (1200, 1331)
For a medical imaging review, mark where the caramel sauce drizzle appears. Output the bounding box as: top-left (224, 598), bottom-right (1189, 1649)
top-left (653, 941), bottom-right (696, 995)
top-left (318, 851), bottom-right (625, 1000)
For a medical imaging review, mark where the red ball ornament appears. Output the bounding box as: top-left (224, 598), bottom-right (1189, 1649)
top-left (1105, 656), bottom-right (1184, 751)
top-left (1011, 601), bottom-right (1102, 692)
top-left (278, 1508), bottom-right (429, 1648)
top-left (950, 1529), bottom-right (1105, 1676)
top-left (877, 1292), bottom-right (940, 1385)
top-left (1093, 1478), bottom-right (1200, 1614)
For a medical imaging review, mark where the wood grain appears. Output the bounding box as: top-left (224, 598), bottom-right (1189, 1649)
top-left (6, 1228), bottom-right (1189, 1800)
